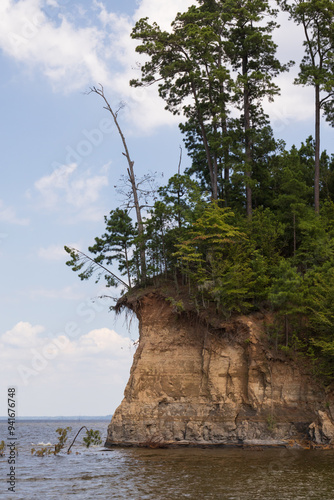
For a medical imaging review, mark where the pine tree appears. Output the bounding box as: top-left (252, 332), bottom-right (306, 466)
top-left (131, 1), bottom-right (290, 216)
top-left (223, 0), bottom-right (291, 217)
top-left (65, 208), bottom-right (136, 289)
top-left (278, 0), bottom-right (334, 213)
top-left (131, 6), bottom-right (234, 200)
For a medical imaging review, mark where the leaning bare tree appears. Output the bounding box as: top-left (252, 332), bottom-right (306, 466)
top-left (88, 84), bottom-right (147, 281)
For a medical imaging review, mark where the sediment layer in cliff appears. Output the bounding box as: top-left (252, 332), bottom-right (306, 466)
top-left (106, 290), bottom-right (334, 447)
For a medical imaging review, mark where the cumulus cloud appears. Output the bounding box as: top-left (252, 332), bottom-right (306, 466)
top-left (93, 0), bottom-right (197, 132)
top-left (0, 0), bottom-right (309, 136)
top-left (1, 321), bottom-right (45, 348)
top-left (134, 0), bottom-right (197, 30)
top-left (32, 163), bottom-right (109, 221)
top-left (38, 243), bottom-right (69, 261)
top-left (0, 0), bottom-right (318, 138)
top-left (0, 321), bottom-right (135, 415)
top-left (0, 199), bottom-right (30, 226)
top-left (0, 0), bottom-right (196, 132)
top-left (0, 321), bottom-right (133, 368)
top-left (0, 0), bottom-right (110, 92)
top-left (2, 322), bottom-right (131, 356)
top-left (262, 8), bottom-right (315, 130)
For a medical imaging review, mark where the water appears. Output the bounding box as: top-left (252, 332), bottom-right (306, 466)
top-left (1, 420), bottom-right (334, 499)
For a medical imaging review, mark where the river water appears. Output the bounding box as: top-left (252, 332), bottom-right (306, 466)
top-left (1, 419), bottom-right (334, 499)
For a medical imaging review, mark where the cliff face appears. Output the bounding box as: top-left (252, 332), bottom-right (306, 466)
top-left (106, 293), bottom-right (334, 447)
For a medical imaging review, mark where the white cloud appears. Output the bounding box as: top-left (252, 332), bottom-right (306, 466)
top-left (0, 321), bottom-right (135, 415)
top-left (263, 8), bottom-right (315, 129)
top-left (0, 0), bottom-right (110, 92)
top-left (263, 73), bottom-right (315, 135)
top-left (0, 0), bottom-right (195, 133)
top-left (34, 163), bottom-right (77, 208)
top-left (1, 321), bottom-right (45, 348)
top-left (67, 327), bottom-right (131, 355)
top-left (38, 243), bottom-right (68, 261)
top-left (134, 0), bottom-right (197, 30)
top-left (32, 163), bottom-right (109, 221)
top-left (92, 0), bottom-right (197, 132)
top-left (0, 0), bottom-right (319, 136)
top-left (0, 321), bottom-right (133, 362)
top-left (0, 199), bottom-right (30, 226)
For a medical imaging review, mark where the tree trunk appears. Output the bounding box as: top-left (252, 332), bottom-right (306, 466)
top-left (126, 163), bottom-right (146, 280)
top-left (124, 245), bottom-right (132, 288)
top-left (218, 37), bottom-right (230, 204)
top-left (315, 84), bottom-right (320, 214)
top-left (222, 115), bottom-right (230, 205)
top-left (90, 85), bottom-right (147, 281)
top-left (243, 54), bottom-right (252, 219)
top-left (177, 147), bottom-right (182, 229)
top-left (190, 80), bottom-right (218, 200)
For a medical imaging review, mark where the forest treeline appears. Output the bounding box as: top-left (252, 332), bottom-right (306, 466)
top-left (65, 0), bottom-right (334, 381)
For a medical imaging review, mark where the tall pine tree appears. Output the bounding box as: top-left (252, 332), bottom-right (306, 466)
top-left (278, 0), bottom-right (334, 213)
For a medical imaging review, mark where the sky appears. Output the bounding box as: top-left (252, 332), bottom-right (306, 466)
top-left (0, 0), bottom-right (332, 418)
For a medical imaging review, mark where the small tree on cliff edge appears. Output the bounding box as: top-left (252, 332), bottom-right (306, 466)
top-left (64, 209), bottom-right (136, 290)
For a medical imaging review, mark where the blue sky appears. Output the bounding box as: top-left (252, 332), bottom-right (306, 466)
top-left (0, 0), bottom-right (332, 417)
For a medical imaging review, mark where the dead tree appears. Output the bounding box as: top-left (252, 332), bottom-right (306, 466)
top-left (88, 84), bottom-right (146, 281)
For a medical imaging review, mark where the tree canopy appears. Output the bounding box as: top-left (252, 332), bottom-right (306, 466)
top-left (65, 0), bottom-right (334, 383)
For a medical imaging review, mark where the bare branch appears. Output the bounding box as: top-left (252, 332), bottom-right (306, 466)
top-left (68, 246), bottom-right (129, 289)
top-left (89, 83), bottom-right (147, 279)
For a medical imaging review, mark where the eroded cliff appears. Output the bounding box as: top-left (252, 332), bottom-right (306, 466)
top-left (106, 292), bottom-right (334, 447)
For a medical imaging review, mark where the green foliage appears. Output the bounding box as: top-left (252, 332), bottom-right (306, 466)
top-left (131, 0), bottom-right (289, 204)
top-left (131, 8), bottom-right (233, 199)
top-left (54, 427), bottom-right (72, 455)
top-left (245, 207), bottom-right (285, 261)
top-left (89, 208), bottom-right (137, 287)
top-left (268, 260), bottom-right (304, 313)
top-left (30, 426), bottom-right (104, 456)
top-left (278, 0), bottom-right (334, 212)
top-left (64, 0), bottom-right (334, 383)
top-left (165, 297), bottom-right (185, 314)
top-left (65, 208), bottom-right (137, 289)
top-left (31, 427), bottom-right (72, 457)
top-left (158, 174), bottom-right (207, 226)
top-left (83, 429), bottom-right (102, 448)
top-left (173, 201), bottom-right (256, 315)
top-left (303, 262), bottom-right (334, 333)
top-left (174, 201), bottom-right (245, 273)
top-left (31, 447), bottom-right (53, 457)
